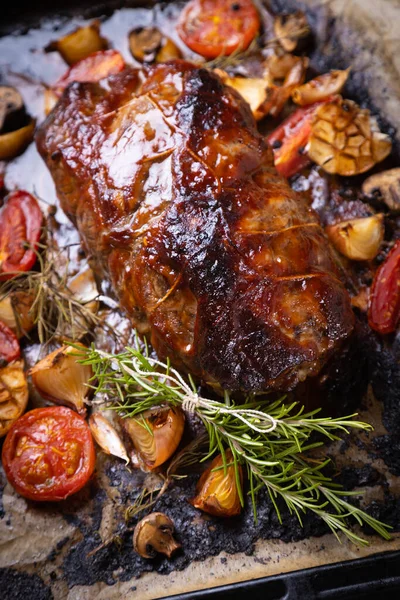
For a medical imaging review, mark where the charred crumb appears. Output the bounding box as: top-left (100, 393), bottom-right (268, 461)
top-left (0, 568), bottom-right (53, 600)
top-left (373, 435), bottom-right (400, 476)
top-left (335, 465), bottom-right (381, 490)
top-left (365, 493), bottom-right (400, 534)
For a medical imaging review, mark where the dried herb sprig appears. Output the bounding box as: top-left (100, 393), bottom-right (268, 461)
top-left (0, 241), bottom-right (104, 343)
top-left (80, 342), bottom-right (391, 546)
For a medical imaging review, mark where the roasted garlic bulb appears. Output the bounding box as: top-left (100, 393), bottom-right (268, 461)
top-left (190, 450), bottom-right (243, 518)
top-left (29, 344), bottom-right (93, 415)
top-left (307, 98), bottom-right (392, 176)
top-left (123, 406), bottom-right (185, 470)
top-left (89, 412), bottom-right (129, 464)
top-left (0, 360), bottom-right (28, 437)
top-left (326, 214), bottom-right (384, 261)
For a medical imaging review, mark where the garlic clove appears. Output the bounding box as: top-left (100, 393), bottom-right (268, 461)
top-left (0, 292), bottom-right (36, 338)
top-left (190, 450), bottom-right (243, 518)
top-left (326, 214), bottom-right (384, 261)
top-left (123, 406), bottom-right (185, 470)
top-left (29, 344), bottom-right (92, 416)
top-left (0, 360), bottom-right (28, 437)
top-left (89, 412), bottom-right (129, 464)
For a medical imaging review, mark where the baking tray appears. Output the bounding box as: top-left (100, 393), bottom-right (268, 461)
top-left (1, 1), bottom-right (400, 598)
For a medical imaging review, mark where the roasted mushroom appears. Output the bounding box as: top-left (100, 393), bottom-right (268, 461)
top-left (129, 26), bottom-right (181, 64)
top-left (0, 86), bottom-right (25, 133)
top-left (274, 12), bottom-right (311, 53)
top-left (362, 168), bottom-right (400, 212)
top-left (307, 98), bottom-right (392, 176)
top-left (133, 512), bottom-right (180, 559)
top-left (46, 21), bottom-right (108, 65)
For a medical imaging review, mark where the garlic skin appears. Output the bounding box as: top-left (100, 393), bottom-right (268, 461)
top-left (29, 344), bottom-right (93, 416)
top-left (0, 360), bottom-right (28, 437)
top-left (89, 412), bottom-right (129, 464)
top-left (123, 406), bottom-right (185, 470)
top-left (326, 214), bottom-right (384, 261)
top-left (190, 450), bottom-right (243, 518)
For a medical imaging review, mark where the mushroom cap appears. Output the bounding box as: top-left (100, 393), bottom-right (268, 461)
top-left (133, 512), bottom-right (181, 559)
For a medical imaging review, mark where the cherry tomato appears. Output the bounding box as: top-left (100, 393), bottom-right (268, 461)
top-left (2, 406), bottom-right (96, 501)
top-left (368, 240), bottom-right (400, 335)
top-left (267, 99), bottom-right (332, 178)
top-left (177, 0), bottom-right (260, 59)
top-left (0, 320), bottom-right (20, 364)
top-left (54, 49), bottom-right (126, 94)
top-left (0, 190), bottom-right (43, 281)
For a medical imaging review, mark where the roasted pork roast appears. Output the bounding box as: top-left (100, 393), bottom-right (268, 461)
top-left (36, 60), bottom-right (354, 391)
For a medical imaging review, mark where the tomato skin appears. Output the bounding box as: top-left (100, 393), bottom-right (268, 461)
top-left (267, 100), bottom-right (331, 178)
top-left (0, 191), bottom-right (43, 281)
top-left (54, 49), bottom-right (125, 94)
top-left (177, 0), bottom-right (260, 59)
top-left (2, 406), bottom-right (95, 501)
top-left (368, 240), bottom-right (400, 335)
top-left (0, 320), bottom-right (20, 364)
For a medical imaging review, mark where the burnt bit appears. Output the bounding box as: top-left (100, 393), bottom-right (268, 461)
top-left (373, 435), bottom-right (400, 476)
top-left (0, 568), bottom-right (53, 600)
top-left (335, 465), bottom-right (381, 490)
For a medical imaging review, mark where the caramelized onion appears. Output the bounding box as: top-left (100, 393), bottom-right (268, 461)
top-left (123, 406), bottom-right (185, 470)
top-left (29, 344), bottom-right (93, 415)
top-left (292, 69), bottom-right (350, 106)
top-left (190, 450), bottom-right (243, 518)
top-left (0, 119), bottom-right (35, 160)
top-left (0, 360), bottom-right (28, 437)
top-left (326, 214), bottom-right (384, 261)
top-left (307, 98), bottom-right (392, 175)
top-left (89, 412), bottom-right (129, 463)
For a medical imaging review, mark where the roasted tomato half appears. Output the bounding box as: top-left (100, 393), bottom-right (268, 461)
top-left (2, 406), bottom-right (96, 501)
top-left (0, 320), bottom-right (20, 364)
top-left (177, 0), bottom-right (260, 59)
top-left (267, 100), bottom-right (331, 178)
top-left (369, 239), bottom-right (400, 334)
top-left (0, 190), bottom-right (43, 281)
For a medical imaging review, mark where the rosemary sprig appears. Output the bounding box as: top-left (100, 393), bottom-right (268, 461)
top-left (80, 343), bottom-right (391, 546)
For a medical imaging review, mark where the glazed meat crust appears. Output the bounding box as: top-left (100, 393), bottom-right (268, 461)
top-left (36, 60), bottom-right (354, 391)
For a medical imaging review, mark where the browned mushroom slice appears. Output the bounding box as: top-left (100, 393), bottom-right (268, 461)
top-left (362, 168), bottom-right (400, 212)
top-left (129, 27), bottom-right (181, 63)
top-left (133, 513), bottom-right (181, 559)
top-left (0, 86), bottom-right (25, 132)
top-left (274, 12), bottom-right (311, 53)
top-left (307, 98), bottom-right (392, 176)
top-left (46, 21), bottom-right (108, 65)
